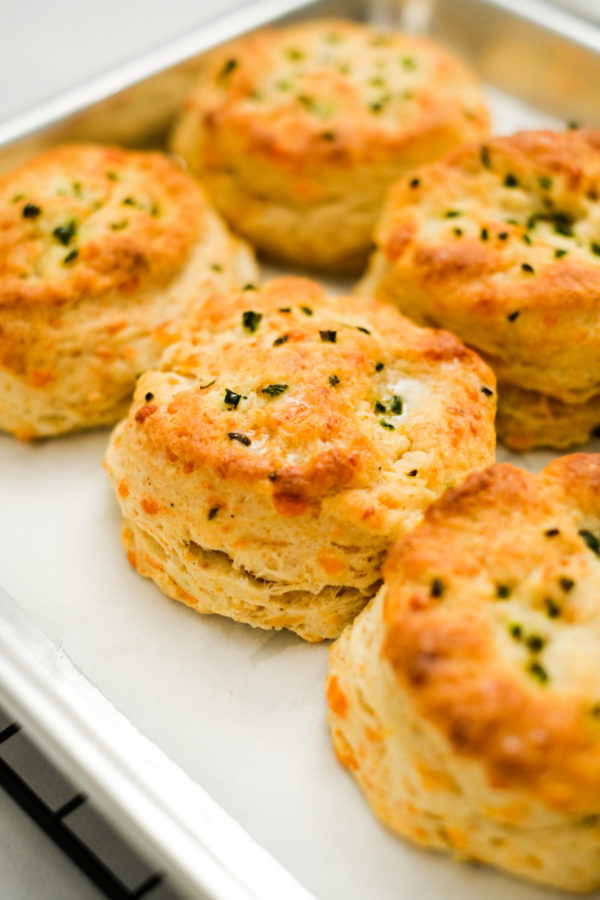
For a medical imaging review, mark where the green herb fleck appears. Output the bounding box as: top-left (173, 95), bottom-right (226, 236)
top-left (559, 577), bottom-right (575, 592)
top-left (407, 469), bottom-right (418, 477)
top-left (22, 202), bottom-right (41, 219)
top-left (592, 243), bottom-right (600, 256)
top-left (227, 432), bottom-right (251, 446)
top-left (375, 362), bottom-right (384, 372)
top-left (122, 196), bottom-right (136, 206)
top-left (538, 175), bottom-right (552, 189)
top-left (321, 131), bottom-right (336, 141)
top-left (284, 47), bottom-right (304, 61)
top-left (210, 262), bottom-right (223, 272)
top-left (356, 326), bottom-right (371, 335)
top-left (12, 193), bottom-right (24, 203)
top-left (242, 310), bottom-right (262, 333)
top-left (319, 330), bottom-right (337, 343)
top-left (402, 56), bottom-right (416, 70)
top-left (63, 249), bottom-right (79, 264)
top-left (389, 395), bottom-right (403, 414)
top-left (224, 388), bottom-right (242, 409)
top-left (509, 623), bottom-right (523, 639)
top-left (545, 598), bottom-right (562, 618)
top-left (208, 507), bottom-right (219, 520)
top-left (521, 263), bottom-right (535, 274)
top-left (507, 310), bottom-right (520, 322)
top-left (261, 384), bottom-right (289, 397)
top-left (522, 233), bottom-right (532, 245)
top-left (374, 400), bottom-right (386, 414)
top-left (498, 231), bottom-right (509, 240)
top-left (496, 584), bottom-right (511, 599)
top-left (300, 305), bottom-right (313, 316)
top-left (567, 120), bottom-right (580, 130)
top-left (481, 386), bottom-right (494, 396)
top-left (380, 420), bottom-right (395, 430)
top-left (279, 307), bottom-right (291, 313)
top-left (444, 210), bottom-right (461, 218)
top-left (480, 145), bottom-right (491, 168)
top-left (410, 177), bottom-right (420, 189)
top-left (53, 220), bottom-right (77, 246)
top-left (198, 380), bottom-right (216, 390)
top-left (554, 248), bottom-right (568, 259)
top-left (144, 392), bottom-right (154, 402)
top-left (275, 79), bottom-right (291, 91)
top-left (242, 283), bottom-right (257, 291)
top-left (526, 634), bottom-right (545, 653)
top-left (579, 529), bottom-right (600, 557)
top-left (481, 227), bottom-right (489, 241)
top-left (453, 227), bottom-right (463, 237)
top-left (218, 58), bottom-right (238, 83)
top-left (111, 220), bottom-right (128, 231)
top-left (72, 182), bottom-right (82, 198)
top-left (504, 173), bottom-right (518, 188)
top-left (273, 334), bottom-right (289, 346)
top-left (430, 578), bottom-right (444, 598)
top-left (528, 661), bottom-right (548, 683)
top-left (106, 171), bottom-right (118, 181)
top-left (545, 528), bottom-right (560, 537)
top-left (329, 375), bottom-right (340, 387)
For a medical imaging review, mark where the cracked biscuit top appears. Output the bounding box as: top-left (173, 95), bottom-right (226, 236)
top-left (383, 454), bottom-right (600, 813)
top-left (123, 277), bottom-right (496, 532)
top-left (364, 128), bottom-right (600, 404)
top-left (0, 143), bottom-right (206, 307)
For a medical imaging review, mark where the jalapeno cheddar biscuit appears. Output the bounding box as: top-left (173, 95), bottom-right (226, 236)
top-left (328, 454), bottom-right (600, 891)
top-left (0, 143), bottom-right (257, 439)
top-left (104, 277), bottom-right (496, 641)
top-left (360, 129), bottom-right (600, 449)
top-left (170, 19), bottom-right (489, 273)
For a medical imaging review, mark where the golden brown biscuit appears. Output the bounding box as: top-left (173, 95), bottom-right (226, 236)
top-left (0, 143), bottom-right (257, 439)
top-left (104, 277), bottom-right (496, 641)
top-left (359, 128), bottom-right (600, 449)
top-left (328, 454), bottom-right (600, 891)
top-left (170, 19), bottom-right (489, 272)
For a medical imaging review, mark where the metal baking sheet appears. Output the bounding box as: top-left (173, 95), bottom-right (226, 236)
top-left (1, 1), bottom-right (600, 898)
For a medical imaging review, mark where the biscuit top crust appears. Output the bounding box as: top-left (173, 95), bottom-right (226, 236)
top-left (130, 277), bottom-right (495, 526)
top-left (183, 19), bottom-right (488, 165)
top-left (383, 454), bottom-right (600, 813)
top-left (375, 129), bottom-right (600, 398)
top-left (0, 143), bottom-right (206, 306)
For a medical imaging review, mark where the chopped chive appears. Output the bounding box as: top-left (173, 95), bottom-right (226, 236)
top-left (110, 220), bottom-right (128, 231)
top-left (321, 131), bottom-right (336, 141)
top-left (374, 401), bottom-right (386, 414)
top-left (356, 326), bottom-right (371, 335)
top-left (122, 196), bottom-right (136, 206)
top-left (528, 661), bottom-right (548, 683)
top-left (498, 232), bottom-right (509, 240)
top-left (480, 145), bottom-right (491, 168)
top-left (284, 47), bottom-right (303, 61)
top-left (545, 528), bottom-right (560, 537)
top-left (453, 227), bottom-right (463, 237)
top-left (329, 375), bottom-right (340, 387)
top-left (268, 472), bottom-right (278, 481)
top-left (504, 173), bottom-right (518, 188)
top-left (444, 210), bottom-right (461, 218)
top-left (579, 529), bottom-right (600, 557)
top-left (567, 120), bottom-right (580, 130)
top-left (198, 379), bottom-right (216, 390)
top-left (559, 576), bottom-right (575, 592)
top-left (522, 233), bottom-right (532, 245)
top-left (509, 623), bottom-right (523, 639)
top-left (407, 469), bottom-right (418, 477)
top-left (63, 249), bottom-right (78, 264)
top-left (227, 432), bottom-right (251, 446)
top-left (430, 578), bottom-right (444, 598)
top-left (554, 248), bottom-right (568, 259)
top-left (521, 263), bottom-right (535, 274)
top-left (12, 193), bottom-right (24, 203)
top-left (481, 386), bottom-right (494, 396)
top-left (208, 507), bottom-right (219, 520)
top-left (273, 334), bottom-right (289, 346)
top-left (218, 58), bottom-right (238, 83)
top-left (319, 330), bottom-right (337, 343)
top-left (496, 584), bottom-right (511, 599)
top-left (278, 307), bottom-right (291, 313)
top-left (410, 177), bottom-right (420, 189)
top-left (72, 181), bottom-right (82, 198)
top-left (53, 221), bottom-right (77, 246)
top-left (480, 227), bottom-right (489, 241)
top-left (144, 392), bottom-right (154, 402)
top-left (300, 305), bottom-right (313, 316)
top-left (545, 598), bottom-right (562, 618)
top-left (22, 202), bottom-right (41, 219)
top-left (369, 101), bottom-right (384, 113)
top-left (402, 56), bottom-right (416, 70)
top-left (380, 420), bottom-right (395, 430)
top-left (526, 634), bottom-right (545, 653)
top-left (591, 243), bottom-right (600, 256)
top-left (538, 175), bottom-right (552, 189)
top-left (507, 310), bottom-right (520, 322)
top-left (210, 262), bottom-right (223, 272)
top-left (261, 383), bottom-right (289, 397)
top-left (375, 362), bottom-right (384, 372)
top-left (242, 283), bottom-right (257, 291)
top-left (224, 388), bottom-right (242, 409)
top-left (106, 171), bottom-right (118, 181)
top-left (389, 395), bottom-right (403, 414)
top-left (242, 310), bottom-right (262, 333)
